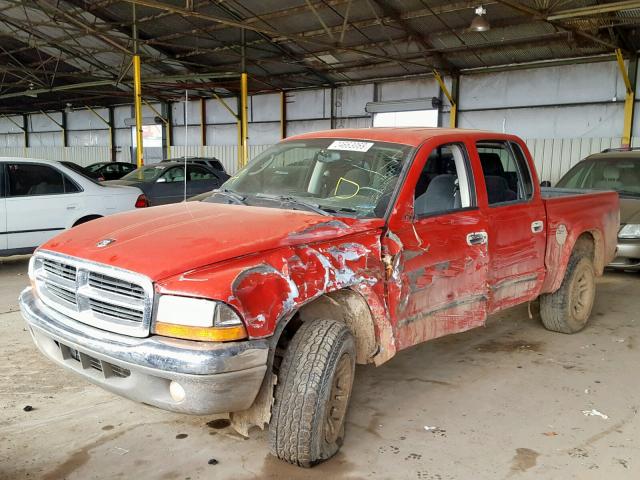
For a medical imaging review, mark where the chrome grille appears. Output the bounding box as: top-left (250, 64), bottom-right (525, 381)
top-left (88, 272), bottom-right (145, 300)
top-left (33, 252), bottom-right (153, 337)
top-left (45, 282), bottom-right (77, 306)
top-left (43, 259), bottom-right (77, 281)
top-left (89, 298), bottom-right (144, 322)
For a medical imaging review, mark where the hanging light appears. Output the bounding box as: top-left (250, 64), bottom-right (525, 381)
top-left (65, 103), bottom-right (73, 114)
top-left (470, 5), bottom-right (490, 32)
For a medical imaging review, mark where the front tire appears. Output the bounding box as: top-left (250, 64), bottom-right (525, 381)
top-left (540, 254), bottom-right (596, 333)
top-left (269, 319), bottom-right (355, 467)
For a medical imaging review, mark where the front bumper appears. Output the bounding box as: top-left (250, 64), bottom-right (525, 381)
top-left (19, 288), bottom-right (268, 415)
top-left (608, 239), bottom-right (640, 271)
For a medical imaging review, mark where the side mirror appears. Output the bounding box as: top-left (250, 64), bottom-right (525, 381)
top-left (540, 180), bottom-right (551, 188)
top-left (156, 177), bottom-right (167, 183)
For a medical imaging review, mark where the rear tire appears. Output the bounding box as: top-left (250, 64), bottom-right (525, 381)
top-left (269, 319), bottom-right (355, 468)
top-left (540, 254), bottom-right (596, 333)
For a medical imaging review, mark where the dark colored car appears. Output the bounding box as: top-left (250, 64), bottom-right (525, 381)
top-left (555, 149), bottom-right (640, 271)
top-left (106, 161), bottom-right (224, 206)
top-left (87, 162), bottom-right (137, 181)
top-left (162, 156), bottom-right (229, 181)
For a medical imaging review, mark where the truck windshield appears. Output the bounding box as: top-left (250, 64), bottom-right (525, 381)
top-left (218, 138), bottom-right (415, 218)
top-left (556, 157), bottom-right (640, 197)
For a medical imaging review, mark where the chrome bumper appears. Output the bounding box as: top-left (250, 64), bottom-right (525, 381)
top-left (19, 288), bottom-right (268, 415)
top-left (608, 240), bottom-right (640, 271)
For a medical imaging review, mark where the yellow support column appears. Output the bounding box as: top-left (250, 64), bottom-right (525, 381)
top-left (616, 49), bottom-right (636, 148)
top-left (433, 69), bottom-right (457, 129)
top-left (133, 55), bottom-right (144, 167)
top-left (240, 72), bottom-right (249, 167)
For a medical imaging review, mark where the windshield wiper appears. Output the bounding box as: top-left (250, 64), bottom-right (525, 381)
top-left (255, 193), bottom-right (330, 216)
top-left (211, 188), bottom-right (247, 205)
top-left (616, 190), bottom-right (640, 197)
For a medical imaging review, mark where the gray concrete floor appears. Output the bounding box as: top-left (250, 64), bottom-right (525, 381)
top-left (1, 255), bottom-right (639, 480)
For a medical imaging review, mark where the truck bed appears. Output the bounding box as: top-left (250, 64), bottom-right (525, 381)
top-left (540, 188), bottom-right (619, 293)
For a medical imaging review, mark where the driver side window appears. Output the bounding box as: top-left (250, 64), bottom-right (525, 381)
top-left (414, 143), bottom-right (475, 217)
top-left (160, 166), bottom-right (185, 183)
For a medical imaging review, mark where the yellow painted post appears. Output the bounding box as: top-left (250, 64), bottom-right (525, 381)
top-left (240, 72), bottom-right (249, 167)
top-left (616, 49), bottom-right (635, 148)
top-left (133, 55), bottom-right (144, 167)
top-left (433, 69), bottom-right (457, 128)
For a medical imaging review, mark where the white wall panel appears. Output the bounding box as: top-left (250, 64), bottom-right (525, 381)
top-left (172, 100), bottom-right (202, 125)
top-left (378, 78), bottom-right (440, 101)
top-left (286, 89), bottom-right (329, 120)
top-left (249, 122), bottom-right (281, 145)
top-left (205, 124), bottom-right (238, 145)
top-left (113, 105), bottom-right (131, 128)
top-left (460, 61), bottom-right (625, 110)
top-left (29, 112), bottom-right (62, 132)
top-left (205, 97), bottom-right (238, 124)
top-left (252, 93), bottom-right (280, 122)
top-left (335, 84), bottom-right (373, 117)
top-left (29, 132), bottom-right (64, 147)
top-left (66, 108), bottom-right (109, 130)
top-left (0, 116), bottom-right (24, 134)
top-left (172, 125), bottom-right (202, 146)
top-left (458, 103), bottom-right (624, 139)
top-left (0, 133), bottom-right (25, 147)
top-left (67, 130), bottom-right (110, 147)
top-left (0, 147), bottom-right (110, 165)
top-left (287, 119), bottom-right (331, 137)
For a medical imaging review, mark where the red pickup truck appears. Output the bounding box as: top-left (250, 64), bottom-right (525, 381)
top-left (20, 128), bottom-right (618, 467)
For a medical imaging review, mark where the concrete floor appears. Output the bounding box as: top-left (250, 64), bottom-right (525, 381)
top-left (1, 255), bottom-right (639, 480)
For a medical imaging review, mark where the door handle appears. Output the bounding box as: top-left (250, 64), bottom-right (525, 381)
top-left (531, 220), bottom-right (544, 233)
top-left (66, 205), bottom-right (77, 210)
top-left (466, 231), bottom-right (488, 246)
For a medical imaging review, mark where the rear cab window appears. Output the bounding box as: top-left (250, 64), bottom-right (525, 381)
top-left (476, 141), bottom-right (533, 206)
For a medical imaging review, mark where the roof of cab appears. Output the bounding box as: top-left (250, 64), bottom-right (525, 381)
top-left (286, 127), bottom-right (506, 147)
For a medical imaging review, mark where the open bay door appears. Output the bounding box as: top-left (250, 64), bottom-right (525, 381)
top-left (366, 98), bottom-right (440, 127)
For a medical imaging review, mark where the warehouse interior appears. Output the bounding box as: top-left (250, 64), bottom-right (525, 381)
top-left (1, 1), bottom-right (640, 479)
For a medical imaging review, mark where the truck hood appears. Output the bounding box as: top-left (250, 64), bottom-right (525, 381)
top-left (40, 202), bottom-right (383, 281)
top-left (620, 197), bottom-right (640, 224)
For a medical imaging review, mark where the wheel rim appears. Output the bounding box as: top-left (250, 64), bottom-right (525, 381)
top-left (571, 264), bottom-right (594, 321)
top-left (324, 353), bottom-right (353, 445)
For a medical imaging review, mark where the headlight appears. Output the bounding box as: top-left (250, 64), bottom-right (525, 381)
top-left (619, 224), bottom-right (640, 239)
top-left (154, 295), bottom-right (247, 342)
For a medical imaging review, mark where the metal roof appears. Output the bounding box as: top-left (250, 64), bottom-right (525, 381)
top-left (0, 0), bottom-right (637, 113)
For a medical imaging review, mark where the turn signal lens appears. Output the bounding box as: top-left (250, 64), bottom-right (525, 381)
top-left (154, 322), bottom-right (247, 342)
top-left (135, 194), bottom-right (149, 208)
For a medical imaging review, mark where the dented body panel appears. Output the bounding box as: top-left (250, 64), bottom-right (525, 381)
top-left (22, 127), bottom-right (619, 418)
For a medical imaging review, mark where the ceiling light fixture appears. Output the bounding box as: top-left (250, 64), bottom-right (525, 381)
top-left (65, 103), bottom-right (73, 113)
top-left (470, 5), bottom-right (490, 32)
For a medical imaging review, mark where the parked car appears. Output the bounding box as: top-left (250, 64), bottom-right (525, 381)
top-left (555, 148), bottom-right (640, 271)
top-left (105, 161), bottom-right (224, 206)
top-left (0, 157), bottom-right (148, 256)
top-left (86, 161), bottom-right (136, 181)
top-left (20, 129), bottom-right (618, 468)
top-left (162, 156), bottom-right (229, 181)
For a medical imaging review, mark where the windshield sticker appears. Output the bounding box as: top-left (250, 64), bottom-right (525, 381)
top-left (328, 140), bottom-right (374, 152)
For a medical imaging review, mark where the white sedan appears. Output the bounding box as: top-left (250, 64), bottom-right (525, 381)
top-left (0, 157), bottom-right (148, 256)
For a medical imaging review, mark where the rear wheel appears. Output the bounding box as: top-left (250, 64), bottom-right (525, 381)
top-left (540, 254), bottom-right (596, 333)
top-left (269, 319), bottom-right (355, 467)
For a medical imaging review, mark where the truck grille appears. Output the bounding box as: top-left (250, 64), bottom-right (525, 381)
top-left (32, 252), bottom-right (154, 337)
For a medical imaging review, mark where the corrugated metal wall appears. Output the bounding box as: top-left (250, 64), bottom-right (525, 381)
top-left (169, 145), bottom-right (271, 174)
top-left (525, 136), bottom-right (640, 184)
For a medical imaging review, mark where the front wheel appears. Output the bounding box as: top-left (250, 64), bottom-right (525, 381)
top-left (540, 255), bottom-right (596, 333)
top-left (269, 319), bottom-right (355, 467)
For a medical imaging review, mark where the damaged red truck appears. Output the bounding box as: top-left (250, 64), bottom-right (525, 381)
top-left (20, 128), bottom-right (619, 467)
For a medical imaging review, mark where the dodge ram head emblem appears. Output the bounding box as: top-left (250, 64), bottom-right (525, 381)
top-left (96, 238), bottom-right (116, 248)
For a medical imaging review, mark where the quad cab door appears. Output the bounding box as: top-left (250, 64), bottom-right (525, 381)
top-left (383, 140), bottom-right (490, 352)
top-left (474, 140), bottom-right (546, 313)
